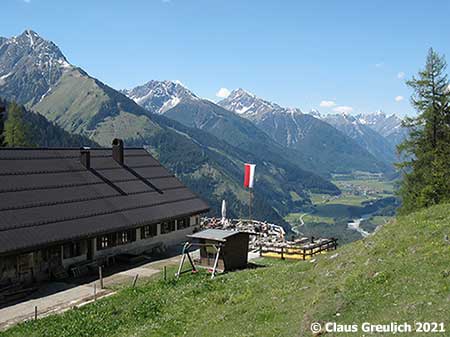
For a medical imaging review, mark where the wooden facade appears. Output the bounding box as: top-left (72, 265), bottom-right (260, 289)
top-left (188, 230), bottom-right (250, 272)
top-left (0, 141), bottom-right (209, 294)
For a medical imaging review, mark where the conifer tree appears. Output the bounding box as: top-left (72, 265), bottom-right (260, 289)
top-left (4, 101), bottom-right (31, 147)
top-left (397, 48), bottom-right (450, 213)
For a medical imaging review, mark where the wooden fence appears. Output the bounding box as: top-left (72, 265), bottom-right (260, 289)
top-left (259, 238), bottom-right (338, 260)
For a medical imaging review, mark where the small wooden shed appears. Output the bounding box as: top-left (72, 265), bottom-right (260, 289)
top-left (187, 229), bottom-right (250, 272)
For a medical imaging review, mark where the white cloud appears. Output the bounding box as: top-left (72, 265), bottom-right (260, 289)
top-left (333, 106), bottom-right (353, 114)
top-left (395, 95), bottom-right (404, 102)
top-left (216, 87), bottom-right (231, 98)
top-left (397, 72), bottom-right (405, 79)
top-left (375, 62), bottom-right (384, 68)
top-left (319, 100), bottom-right (336, 108)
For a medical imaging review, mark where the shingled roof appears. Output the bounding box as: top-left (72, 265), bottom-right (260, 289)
top-left (0, 142), bottom-right (209, 255)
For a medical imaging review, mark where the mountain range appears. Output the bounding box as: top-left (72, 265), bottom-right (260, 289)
top-left (124, 83), bottom-right (401, 176)
top-left (0, 30), bottom-right (408, 231)
top-left (320, 112), bottom-right (397, 164)
top-left (0, 30), bottom-right (342, 230)
top-left (357, 111), bottom-right (407, 147)
top-left (218, 89), bottom-right (395, 174)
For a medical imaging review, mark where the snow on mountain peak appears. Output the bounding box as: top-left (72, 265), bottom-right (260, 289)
top-left (218, 88), bottom-right (290, 118)
top-left (0, 30), bottom-right (77, 105)
top-left (229, 88), bottom-right (255, 98)
top-left (123, 80), bottom-right (198, 114)
top-left (309, 109), bottom-right (322, 118)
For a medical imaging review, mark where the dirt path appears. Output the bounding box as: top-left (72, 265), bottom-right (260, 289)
top-left (0, 249), bottom-right (261, 331)
top-left (0, 254), bottom-right (183, 331)
top-left (299, 212), bottom-right (310, 227)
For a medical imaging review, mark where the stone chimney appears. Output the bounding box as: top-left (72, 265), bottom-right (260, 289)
top-left (112, 138), bottom-right (124, 165)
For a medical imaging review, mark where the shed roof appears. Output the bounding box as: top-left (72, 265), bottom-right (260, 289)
top-left (187, 229), bottom-right (242, 242)
top-left (0, 147), bottom-right (209, 255)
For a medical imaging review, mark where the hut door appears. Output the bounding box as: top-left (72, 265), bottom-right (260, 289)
top-left (87, 239), bottom-right (94, 261)
top-left (17, 253), bottom-right (34, 283)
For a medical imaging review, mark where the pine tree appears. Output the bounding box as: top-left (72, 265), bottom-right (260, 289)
top-left (4, 101), bottom-right (32, 147)
top-left (397, 48), bottom-right (450, 213)
top-left (0, 102), bottom-right (5, 147)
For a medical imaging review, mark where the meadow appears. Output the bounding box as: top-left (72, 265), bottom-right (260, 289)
top-left (2, 203), bottom-right (450, 337)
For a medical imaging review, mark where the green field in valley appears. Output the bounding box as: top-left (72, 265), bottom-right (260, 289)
top-left (2, 203), bottom-right (450, 337)
top-left (286, 172), bottom-right (399, 244)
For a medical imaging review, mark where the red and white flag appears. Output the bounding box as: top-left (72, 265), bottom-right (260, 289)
top-left (244, 163), bottom-right (256, 188)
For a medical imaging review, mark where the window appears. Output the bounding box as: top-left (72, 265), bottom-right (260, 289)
top-left (177, 217), bottom-right (190, 230)
top-left (97, 234), bottom-right (112, 250)
top-left (63, 241), bottom-right (82, 259)
top-left (97, 230), bottom-right (136, 250)
top-left (117, 230), bottom-right (136, 245)
top-left (141, 224), bottom-right (157, 239)
top-left (97, 233), bottom-right (117, 250)
top-left (161, 220), bottom-right (176, 234)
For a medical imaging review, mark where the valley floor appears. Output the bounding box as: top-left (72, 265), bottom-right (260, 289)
top-left (286, 171), bottom-right (398, 244)
top-left (1, 203), bottom-right (450, 337)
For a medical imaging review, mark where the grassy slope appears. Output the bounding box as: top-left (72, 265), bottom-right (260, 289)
top-left (33, 68), bottom-right (163, 143)
top-left (3, 203), bottom-right (450, 337)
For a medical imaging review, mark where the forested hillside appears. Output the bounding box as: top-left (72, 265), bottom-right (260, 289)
top-left (0, 99), bottom-right (98, 147)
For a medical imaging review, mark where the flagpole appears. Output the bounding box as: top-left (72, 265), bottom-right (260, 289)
top-left (249, 188), bottom-right (252, 221)
top-left (244, 163), bottom-right (255, 222)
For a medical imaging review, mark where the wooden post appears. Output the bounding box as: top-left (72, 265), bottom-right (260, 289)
top-left (211, 246), bottom-right (221, 279)
top-left (281, 246), bottom-right (284, 260)
top-left (259, 244), bottom-right (262, 257)
top-left (176, 242), bottom-right (189, 279)
top-left (302, 248), bottom-right (306, 260)
top-left (186, 251), bottom-right (197, 273)
top-left (34, 306), bottom-right (38, 321)
top-left (163, 266), bottom-right (167, 281)
top-left (132, 274), bottom-right (139, 288)
top-left (94, 283), bottom-right (97, 301)
top-left (99, 266), bottom-right (103, 289)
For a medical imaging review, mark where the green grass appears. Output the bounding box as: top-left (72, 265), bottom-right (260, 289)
top-left (289, 191), bottom-right (301, 201)
top-left (325, 194), bottom-right (373, 206)
top-left (285, 213), bottom-right (335, 227)
top-left (303, 214), bottom-right (335, 224)
top-left (3, 203), bottom-right (450, 337)
top-left (369, 215), bottom-right (392, 226)
top-left (309, 193), bottom-right (332, 204)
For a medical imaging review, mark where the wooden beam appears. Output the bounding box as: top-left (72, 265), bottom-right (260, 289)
top-left (176, 242), bottom-right (190, 279)
top-left (211, 246), bottom-right (221, 279)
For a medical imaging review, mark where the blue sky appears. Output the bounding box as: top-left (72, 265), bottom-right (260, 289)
top-left (1, 0), bottom-right (449, 116)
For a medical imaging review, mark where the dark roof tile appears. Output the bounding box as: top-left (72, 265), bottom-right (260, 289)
top-left (0, 147), bottom-right (209, 255)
